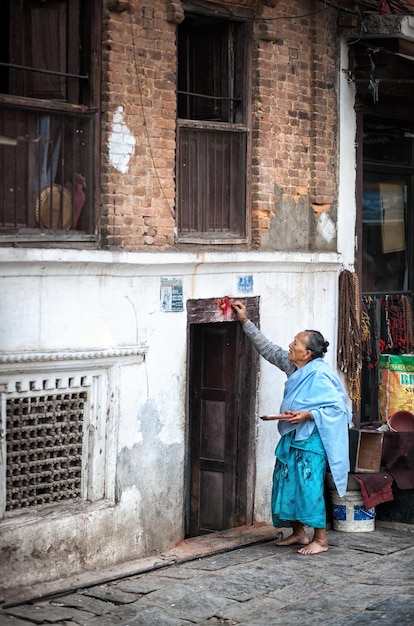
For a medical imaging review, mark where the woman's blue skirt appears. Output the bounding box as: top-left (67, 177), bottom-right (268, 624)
top-left (271, 428), bottom-right (327, 529)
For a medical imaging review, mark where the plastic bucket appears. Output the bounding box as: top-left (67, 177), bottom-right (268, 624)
top-left (331, 490), bottom-right (375, 532)
top-left (388, 410), bottom-right (414, 432)
top-left (326, 472), bottom-right (360, 492)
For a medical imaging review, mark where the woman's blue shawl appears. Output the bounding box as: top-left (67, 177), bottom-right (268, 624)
top-left (278, 358), bottom-right (352, 497)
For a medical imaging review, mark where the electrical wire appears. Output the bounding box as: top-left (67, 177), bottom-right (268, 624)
top-left (128, 12), bottom-right (175, 219)
top-left (254, 6), bottom-right (331, 21)
top-left (316, 0), bottom-right (360, 16)
top-left (187, 0), bottom-right (330, 22)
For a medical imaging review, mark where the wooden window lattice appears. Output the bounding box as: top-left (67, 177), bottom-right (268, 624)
top-left (5, 391), bottom-right (87, 512)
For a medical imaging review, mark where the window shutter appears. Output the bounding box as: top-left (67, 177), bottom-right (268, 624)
top-left (178, 126), bottom-right (246, 238)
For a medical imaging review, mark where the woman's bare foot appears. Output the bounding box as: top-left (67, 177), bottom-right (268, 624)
top-left (275, 530), bottom-right (309, 547)
top-left (297, 538), bottom-right (328, 555)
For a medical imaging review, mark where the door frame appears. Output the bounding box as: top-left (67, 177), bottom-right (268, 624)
top-left (185, 296), bottom-right (259, 536)
top-left (356, 108), bottom-right (414, 426)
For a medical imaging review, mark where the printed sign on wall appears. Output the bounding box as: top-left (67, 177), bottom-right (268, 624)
top-left (160, 277), bottom-right (184, 312)
top-left (237, 275), bottom-right (253, 294)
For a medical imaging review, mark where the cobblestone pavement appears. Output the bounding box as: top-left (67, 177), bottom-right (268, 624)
top-left (1, 524), bottom-right (414, 626)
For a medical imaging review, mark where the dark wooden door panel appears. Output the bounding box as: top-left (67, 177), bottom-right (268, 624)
top-left (199, 470), bottom-right (224, 531)
top-left (200, 399), bottom-right (226, 460)
top-left (189, 322), bottom-right (239, 535)
top-left (186, 297), bottom-right (259, 538)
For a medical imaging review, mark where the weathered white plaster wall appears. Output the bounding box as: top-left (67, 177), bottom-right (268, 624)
top-left (337, 39), bottom-right (357, 269)
top-left (108, 105), bottom-right (136, 174)
top-left (0, 249), bottom-right (343, 590)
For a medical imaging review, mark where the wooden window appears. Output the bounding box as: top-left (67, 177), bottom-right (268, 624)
top-left (0, 0), bottom-right (101, 242)
top-left (177, 2), bottom-right (252, 243)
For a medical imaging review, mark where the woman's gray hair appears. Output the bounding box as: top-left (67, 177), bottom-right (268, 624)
top-left (305, 330), bottom-right (329, 360)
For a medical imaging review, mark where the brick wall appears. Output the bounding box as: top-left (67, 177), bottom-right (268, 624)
top-left (252, 2), bottom-right (338, 248)
top-left (101, 1), bottom-right (177, 249)
top-left (101, 0), bottom-right (339, 251)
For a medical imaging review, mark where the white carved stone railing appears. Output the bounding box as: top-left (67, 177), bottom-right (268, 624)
top-left (0, 345), bottom-right (147, 364)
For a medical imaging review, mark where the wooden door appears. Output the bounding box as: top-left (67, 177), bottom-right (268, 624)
top-left (188, 321), bottom-right (253, 537)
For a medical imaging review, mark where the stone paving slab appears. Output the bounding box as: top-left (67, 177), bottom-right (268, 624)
top-left (284, 581), bottom-right (410, 614)
top-left (80, 584), bottom-right (139, 605)
top-left (48, 606), bottom-right (94, 626)
top-left (69, 605), bottom-right (139, 626)
top-left (366, 594), bottom-right (414, 618)
top-left (131, 582), bottom-right (241, 623)
top-left (0, 616), bottom-right (37, 626)
top-left (84, 607), bottom-right (194, 626)
top-left (350, 547), bottom-right (414, 586)
top-left (217, 594), bottom-right (414, 626)
top-left (48, 592), bottom-right (116, 616)
top-left (144, 566), bottom-right (207, 580)
top-left (177, 543), bottom-right (278, 572)
top-left (205, 594), bottom-right (287, 624)
top-left (1, 603), bottom-right (81, 624)
top-left (114, 575), bottom-right (171, 595)
top-left (231, 610), bottom-right (336, 626)
top-left (198, 567), bottom-right (300, 601)
top-left (327, 526), bottom-right (414, 554)
top-left (329, 605), bottom-right (414, 626)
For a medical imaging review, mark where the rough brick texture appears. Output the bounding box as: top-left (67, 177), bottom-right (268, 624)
top-left (101, 0), bottom-right (339, 251)
top-left (101, 1), bottom-right (177, 250)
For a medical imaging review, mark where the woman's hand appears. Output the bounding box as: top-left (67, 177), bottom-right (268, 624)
top-left (282, 410), bottom-right (313, 424)
top-left (232, 300), bottom-right (249, 324)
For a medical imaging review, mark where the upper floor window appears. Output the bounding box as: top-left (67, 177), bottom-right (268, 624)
top-left (176, 2), bottom-right (252, 244)
top-left (0, 0), bottom-right (100, 243)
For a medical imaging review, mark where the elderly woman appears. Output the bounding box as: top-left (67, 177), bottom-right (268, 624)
top-left (232, 301), bottom-right (352, 555)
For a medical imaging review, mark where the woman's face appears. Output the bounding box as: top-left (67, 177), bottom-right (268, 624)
top-left (288, 332), bottom-right (312, 368)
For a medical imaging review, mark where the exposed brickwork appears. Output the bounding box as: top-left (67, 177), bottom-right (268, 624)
top-left (101, 0), bottom-right (339, 251)
top-left (252, 2), bottom-right (338, 248)
top-left (101, 1), bottom-right (177, 249)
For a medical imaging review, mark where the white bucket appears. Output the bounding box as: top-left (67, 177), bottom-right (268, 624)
top-left (326, 472), bottom-right (360, 492)
top-left (331, 490), bottom-right (375, 532)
